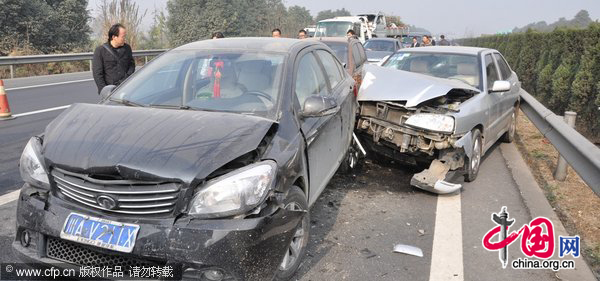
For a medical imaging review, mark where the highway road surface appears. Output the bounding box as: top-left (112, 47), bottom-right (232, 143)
top-left (0, 72), bottom-right (595, 280)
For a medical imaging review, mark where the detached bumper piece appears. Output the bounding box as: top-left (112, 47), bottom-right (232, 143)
top-left (410, 160), bottom-right (462, 194)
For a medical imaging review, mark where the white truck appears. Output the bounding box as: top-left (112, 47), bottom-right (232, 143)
top-left (314, 12), bottom-right (408, 43)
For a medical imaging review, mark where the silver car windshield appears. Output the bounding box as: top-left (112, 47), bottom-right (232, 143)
top-left (315, 22), bottom-right (353, 37)
top-left (383, 52), bottom-right (480, 89)
top-left (111, 50), bottom-right (285, 119)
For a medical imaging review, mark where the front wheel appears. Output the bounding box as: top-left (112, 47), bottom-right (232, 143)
top-left (274, 186), bottom-right (309, 281)
top-left (464, 128), bottom-right (482, 182)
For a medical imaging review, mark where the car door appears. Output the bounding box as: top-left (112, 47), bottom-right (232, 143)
top-left (315, 49), bottom-right (356, 156)
top-left (294, 50), bottom-right (345, 206)
top-left (493, 52), bottom-right (519, 128)
top-left (483, 53), bottom-right (505, 148)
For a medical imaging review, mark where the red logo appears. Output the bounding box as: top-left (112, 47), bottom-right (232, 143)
top-left (482, 207), bottom-right (555, 267)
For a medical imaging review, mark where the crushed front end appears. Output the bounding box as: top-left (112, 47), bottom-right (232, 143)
top-left (356, 101), bottom-right (468, 194)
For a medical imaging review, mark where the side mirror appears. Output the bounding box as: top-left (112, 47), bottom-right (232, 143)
top-left (100, 85), bottom-right (117, 100)
top-left (301, 95), bottom-right (338, 118)
top-left (489, 80), bottom-right (511, 93)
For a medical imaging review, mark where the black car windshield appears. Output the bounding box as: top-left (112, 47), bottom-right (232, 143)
top-left (111, 50), bottom-right (285, 119)
top-left (383, 52), bottom-right (481, 88)
top-left (364, 40), bottom-right (395, 52)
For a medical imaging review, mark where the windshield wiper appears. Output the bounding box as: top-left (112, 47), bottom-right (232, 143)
top-left (148, 104), bottom-right (192, 110)
top-left (110, 98), bottom-right (144, 107)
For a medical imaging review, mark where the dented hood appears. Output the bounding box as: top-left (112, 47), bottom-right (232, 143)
top-left (358, 64), bottom-right (480, 107)
top-left (42, 103), bottom-right (274, 183)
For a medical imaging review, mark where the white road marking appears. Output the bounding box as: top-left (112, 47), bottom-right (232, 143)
top-left (12, 105), bottom-right (70, 118)
top-left (0, 190), bottom-right (20, 206)
top-left (5, 78), bottom-right (93, 91)
top-left (429, 194), bottom-right (464, 281)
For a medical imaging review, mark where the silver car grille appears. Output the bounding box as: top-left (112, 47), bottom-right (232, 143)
top-left (51, 168), bottom-right (180, 216)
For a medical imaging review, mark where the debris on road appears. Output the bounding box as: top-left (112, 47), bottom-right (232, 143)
top-left (417, 229), bottom-right (425, 236)
top-left (360, 248), bottom-right (377, 259)
top-left (393, 244), bottom-right (423, 257)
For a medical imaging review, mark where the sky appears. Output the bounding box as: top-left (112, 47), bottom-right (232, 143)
top-left (87, 0), bottom-right (600, 38)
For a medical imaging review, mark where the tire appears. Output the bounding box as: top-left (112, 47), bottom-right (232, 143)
top-left (274, 186), bottom-right (309, 281)
top-left (464, 128), bottom-right (482, 182)
top-left (501, 109), bottom-right (517, 143)
top-left (338, 145), bottom-right (361, 174)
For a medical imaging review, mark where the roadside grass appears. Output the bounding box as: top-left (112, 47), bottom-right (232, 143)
top-left (515, 110), bottom-right (600, 276)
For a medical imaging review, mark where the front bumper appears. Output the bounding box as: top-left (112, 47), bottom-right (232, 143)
top-left (13, 184), bottom-right (303, 281)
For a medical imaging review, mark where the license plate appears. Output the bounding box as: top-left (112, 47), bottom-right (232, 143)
top-left (60, 213), bottom-right (140, 253)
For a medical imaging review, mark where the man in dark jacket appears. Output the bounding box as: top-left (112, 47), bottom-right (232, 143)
top-left (92, 23), bottom-right (135, 93)
top-left (438, 35), bottom-right (451, 46)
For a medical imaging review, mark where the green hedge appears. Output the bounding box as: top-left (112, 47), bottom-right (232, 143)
top-left (458, 24), bottom-right (600, 142)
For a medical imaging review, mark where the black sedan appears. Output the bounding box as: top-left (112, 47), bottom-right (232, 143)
top-left (14, 38), bottom-right (357, 281)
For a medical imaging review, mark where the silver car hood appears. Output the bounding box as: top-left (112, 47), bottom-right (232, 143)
top-left (358, 64), bottom-right (480, 107)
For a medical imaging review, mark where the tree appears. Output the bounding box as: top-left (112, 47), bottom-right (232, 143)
top-left (284, 6), bottom-right (313, 36)
top-left (568, 26), bottom-right (600, 139)
top-left (0, 0), bottom-right (90, 54)
top-left (95, 0), bottom-right (147, 49)
top-left (141, 8), bottom-right (169, 49)
top-left (315, 8), bottom-right (351, 22)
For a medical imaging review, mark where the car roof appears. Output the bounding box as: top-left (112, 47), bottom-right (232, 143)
top-left (174, 37), bottom-right (316, 53)
top-left (365, 38), bottom-right (399, 42)
top-left (398, 46), bottom-right (492, 55)
top-left (309, 37), bottom-right (359, 44)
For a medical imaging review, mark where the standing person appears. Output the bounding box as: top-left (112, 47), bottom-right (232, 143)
top-left (212, 32), bottom-right (224, 39)
top-left (346, 29), bottom-right (356, 38)
top-left (421, 35), bottom-right (433, 46)
top-left (438, 35), bottom-right (451, 46)
top-left (92, 23), bottom-right (135, 94)
top-left (272, 28), bottom-right (282, 38)
top-left (298, 29), bottom-right (308, 39)
top-left (411, 36), bottom-right (421, 47)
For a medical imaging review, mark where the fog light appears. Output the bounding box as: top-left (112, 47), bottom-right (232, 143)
top-left (20, 230), bottom-right (31, 247)
top-left (203, 269), bottom-right (224, 281)
top-left (183, 268), bottom-right (226, 281)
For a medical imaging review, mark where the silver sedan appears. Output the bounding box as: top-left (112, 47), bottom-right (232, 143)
top-left (356, 46), bottom-right (521, 194)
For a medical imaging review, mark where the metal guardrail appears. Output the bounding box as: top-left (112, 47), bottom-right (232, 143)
top-left (0, 49), bottom-right (167, 78)
top-left (519, 89), bottom-right (600, 196)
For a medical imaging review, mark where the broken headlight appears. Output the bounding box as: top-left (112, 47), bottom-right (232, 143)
top-left (19, 137), bottom-right (50, 189)
top-left (405, 113), bottom-right (455, 133)
top-left (188, 160), bottom-right (277, 218)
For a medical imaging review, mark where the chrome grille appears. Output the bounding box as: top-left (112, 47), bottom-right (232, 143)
top-left (51, 169), bottom-right (180, 216)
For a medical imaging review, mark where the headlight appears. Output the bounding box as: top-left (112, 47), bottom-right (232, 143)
top-left (19, 137), bottom-right (50, 188)
top-left (188, 160), bottom-right (277, 218)
top-left (404, 113), bottom-right (455, 133)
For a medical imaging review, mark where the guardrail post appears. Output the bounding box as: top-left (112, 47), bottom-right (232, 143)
top-left (553, 111), bottom-right (577, 181)
top-left (89, 60), bottom-right (93, 72)
top-left (9, 65), bottom-right (14, 79)
top-left (144, 56), bottom-right (148, 65)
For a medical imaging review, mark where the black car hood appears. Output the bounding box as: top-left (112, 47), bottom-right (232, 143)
top-left (43, 103), bottom-right (274, 184)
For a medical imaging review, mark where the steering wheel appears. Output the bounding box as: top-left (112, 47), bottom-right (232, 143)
top-left (245, 91), bottom-right (273, 101)
top-left (447, 77), bottom-right (471, 85)
top-left (244, 91), bottom-right (274, 108)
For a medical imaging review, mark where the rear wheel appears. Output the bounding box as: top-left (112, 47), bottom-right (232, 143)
top-left (274, 186), bottom-right (309, 281)
top-left (464, 128), bottom-right (482, 182)
top-left (501, 109), bottom-right (517, 143)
